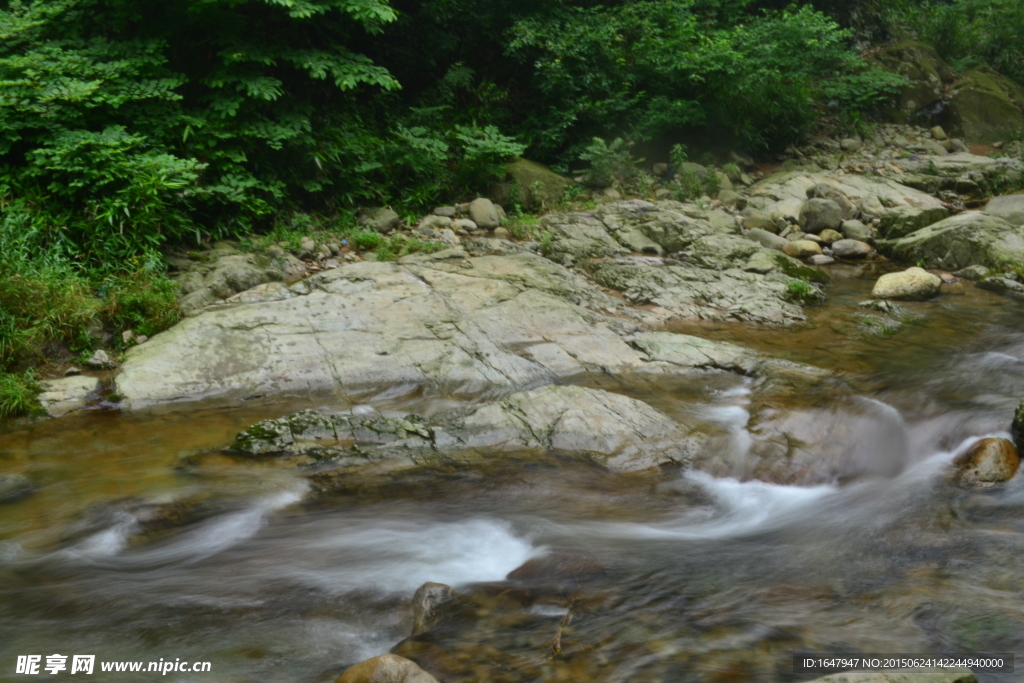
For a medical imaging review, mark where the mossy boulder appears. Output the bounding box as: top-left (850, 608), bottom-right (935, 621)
top-left (943, 67), bottom-right (1024, 143)
top-left (879, 211), bottom-right (1024, 271)
top-left (491, 158), bottom-right (572, 212)
top-left (870, 41), bottom-right (954, 123)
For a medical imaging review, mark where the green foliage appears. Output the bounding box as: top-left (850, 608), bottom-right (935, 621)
top-left (886, 0), bottom-right (1024, 84)
top-left (785, 279), bottom-right (822, 304)
top-left (669, 144), bottom-right (689, 170)
top-left (579, 138), bottom-right (643, 189)
top-left (373, 234), bottom-right (448, 262)
top-left (0, 370), bottom-right (40, 418)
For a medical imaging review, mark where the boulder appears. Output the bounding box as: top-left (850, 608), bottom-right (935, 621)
top-left (37, 376), bottom-right (101, 418)
top-left (453, 219), bottom-right (478, 232)
top-left (799, 199), bottom-right (843, 234)
top-left (783, 240), bottom-right (823, 259)
top-left (872, 267), bottom-right (941, 301)
top-left (943, 67), bottom-right (1024, 143)
top-left (953, 265), bottom-right (990, 281)
top-left (874, 205), bottom-right (950, 240)
top-left (357, 207), bottom-right (402, 233)
top-left (494, 159), bottom-right (572, 212)
top-left (869, 41), bottom-right (955, 123)
top-left (336, 655), bottom-right (438, 683)
top-left (930, 125), bottom-right (948, 140)
top-left (879, 211), bottom-right (1024, 271)
top-left (412, 582), bottom-right (458, 635)
top-left (432, 206), bottom-right (456, 218)
top-left (805, 670), bottom-right (976, 683)
top-left (952, 437), bottom-right (1021, 486)
top-left (808, 183), bottom-right (857, 220)
top-left (718, 189), bottom-right (746, 210)
top-left (841, 220), bottom-right (874, 243)
top-left (86, 350), bottom-right (117, 370)
top-left (985, 194), bottom-right (1024, 227)
top-left (832, 239), bottom-right (874, 259)
top-left (469, 198), bottom-right (501, 230)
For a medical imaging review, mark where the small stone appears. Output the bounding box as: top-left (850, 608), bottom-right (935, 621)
top-left (783, 240), bottom-right (823, 259)
top-left (524, 241), bottom-right (541, 252)
top-left (654, 188), bottom-right (673, 200)
top-left (717, 189), bottom-right (746, 210)
top-left (357, 207), bottom-right (402, 233)
top-left (493, 227), bottom-right (511, 239)
top-left (300, 237), bottom-right (316, 253)
top-left (872, 267), bottom-right (941, 301)
top-left (469, 198), bottom-right (501, 230)
top-left (603, 187), bottom-right (622, 201)
top-left (840, 219), bottom-right (874, 242)
top-left (808, 255), bottom-right (835, 266)
top-left (136, 335), bottom-right (148, 344)
top-left (64, 367), bottom-right (82, 377)
top-left (86, 349), bottom-right (117, 370)
top-left (953, 265), bottom-right (990, 281)
top-left (953, 438), bottom-right (1020, 486)
top-left (440, 229), bottom-right (459, 246)
top-left (831, 239), bottom-right (874, 259)
top-left (818, 228), bottom-right (844, 244)
top-left (417, 215), bottom-right (452, 234)
top-left (336, 654), bottom-right (438, 683)
top-left (930, 125), bottom-right (948, 141)
top-left (122, 330), bottom-right (135, 344)
top-left (652, 162), bottom-right (669, 177)
top-left (453, 218), bottom-right (478, 232)
top-left (432, 206), bottom-right (456, 218)
top-left (742, 214), bottom-right (779, 233)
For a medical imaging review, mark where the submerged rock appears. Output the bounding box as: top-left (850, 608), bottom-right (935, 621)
top-left (953, 438), bottom-right (1021, 486)
top-left (0, 474), bottom-right (36, 504)
top-left (336, 654), bottom-right (438, 683)
top-left (976, 277), bottom-right (1024, 301)
top-left (872, 268), bottom-right (942, 301)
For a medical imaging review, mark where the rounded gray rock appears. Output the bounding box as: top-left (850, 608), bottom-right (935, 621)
top-left (799, 198), bottom-right (843, 234)
top-left (872, 267), bottom-right (941, 300)
top-left (469, 197), bottom-right (501, 230)
top-left (840, 219), bottom-right (874, 242)
top-left (832, 239), bottom-right (874, 259)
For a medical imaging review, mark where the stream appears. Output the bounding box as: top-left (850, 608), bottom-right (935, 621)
top-left (1, 264), bottom-right (1023, 683)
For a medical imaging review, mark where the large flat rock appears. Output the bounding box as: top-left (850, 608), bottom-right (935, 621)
top-left (879, 211), bottom-right (1024, 271)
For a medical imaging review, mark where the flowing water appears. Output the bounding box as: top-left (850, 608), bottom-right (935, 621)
top-left (1, 264), bottom-right (1024, 683)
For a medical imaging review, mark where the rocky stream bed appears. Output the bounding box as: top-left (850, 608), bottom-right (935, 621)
top-left (4, 136), bottom-right (1024, 683)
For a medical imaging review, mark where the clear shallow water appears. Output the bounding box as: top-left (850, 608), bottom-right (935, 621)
top-left (1, 267), bottom-right (1023, 682)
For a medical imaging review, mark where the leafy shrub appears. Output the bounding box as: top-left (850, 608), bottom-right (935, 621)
top-left (579, 138), bottom-right (643, 189)
top-left (0, 370), bottom-right (40, 418)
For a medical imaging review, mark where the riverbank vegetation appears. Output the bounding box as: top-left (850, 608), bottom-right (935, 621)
top-left (2, 0), bottom-right (1023, 414)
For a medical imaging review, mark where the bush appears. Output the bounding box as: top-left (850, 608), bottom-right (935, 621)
top-left (0, 370), bottom-right (40, 418)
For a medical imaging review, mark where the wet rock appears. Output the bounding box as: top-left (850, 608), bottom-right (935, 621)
top-left (809, 254), bottom-right (835, 266)
top-left (874, 205), bottom-right (950, 240)
top-left (412, 582), bottom-right (459, 635)
top-left (832, 239), bottom-right (874, 260)
top-left (985, 194), bottom-right (1024, 227)
top-left (1012, 399), bottom-right (1024, 451)
top-left (0, 474), bottom-right (35, 504)
top-left (63, 367), bottom-right (81, 376)
top-left (952, 265), bottom-right (990, 281)
top-left (37, 376), bottom-right (101, 418)
top-left (872, 267), bottom-right (941, 301)
top-left (880, 212), bottom-right (1024, 272)
top-left (783, 240), bottom-right (823, 259)
top-left (86, 350), bottom-right (117, 370)
top-left (952, 438), bottom-right (1021, 486)
top-left (806, 670), bottom-right (976, 683)
top-left (976, 276), bottom-right (1024, 301)
top-left (799, 198), bottom-right (843, 234)
top-left (336, 654), bottom-right (438, 683)
top-left (358, 207), bottom-right (402, 233)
